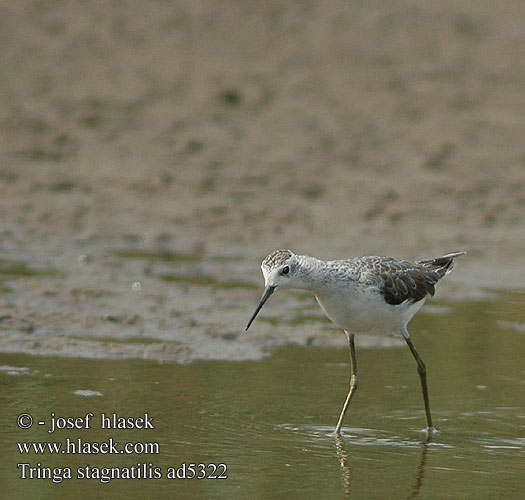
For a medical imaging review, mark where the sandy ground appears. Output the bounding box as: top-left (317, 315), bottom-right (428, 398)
top-left (0, 1), bottom-right (523, 361)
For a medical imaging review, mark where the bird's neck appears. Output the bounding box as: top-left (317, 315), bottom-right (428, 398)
top-left (295, 255), bottom-right (330, 293)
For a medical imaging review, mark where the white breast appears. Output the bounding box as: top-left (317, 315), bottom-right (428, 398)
top-left (314, 285), bottom-right (425, 336)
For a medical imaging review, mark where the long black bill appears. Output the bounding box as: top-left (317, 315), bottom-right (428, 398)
top-left (245, 286), bottom-right (275, 331)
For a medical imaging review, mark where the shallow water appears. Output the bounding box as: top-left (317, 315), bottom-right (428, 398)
top-left (1, 291), bottom-right (524, 499)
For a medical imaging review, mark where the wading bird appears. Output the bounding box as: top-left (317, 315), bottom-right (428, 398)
top-left (246, 249), bottom-right (465, 434)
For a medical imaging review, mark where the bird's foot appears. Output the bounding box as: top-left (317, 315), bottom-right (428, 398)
top-left (421, 426), bottom-right (439, 441)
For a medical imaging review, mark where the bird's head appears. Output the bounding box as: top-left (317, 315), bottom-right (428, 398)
top-left (245, 249), bottom-right (298, 330)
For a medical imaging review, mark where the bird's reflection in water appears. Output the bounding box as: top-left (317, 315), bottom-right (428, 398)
top-left (408, 438), bottom-right (430, 499)
top-left (334, 435), bottom-right (352, 498)
top-left (333, 433), bottom-right (431, 499)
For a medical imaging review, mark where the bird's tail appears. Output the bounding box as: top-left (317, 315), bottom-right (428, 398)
top-left (418, 251), bottom-right (466, 277)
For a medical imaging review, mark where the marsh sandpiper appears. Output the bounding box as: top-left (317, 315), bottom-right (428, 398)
top-left (246, 249), bottom-right (466, 435)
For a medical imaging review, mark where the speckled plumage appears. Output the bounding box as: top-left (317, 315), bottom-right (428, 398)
top-left (255, 250), bottom-right (465, 335)
top-left (262, 249), bottom-right (294, 269)
top-left (320, 253), bottom-right (462, 306)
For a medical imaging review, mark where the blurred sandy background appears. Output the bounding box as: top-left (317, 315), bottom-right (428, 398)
top-left (0, 1), bottom-right (523, 359)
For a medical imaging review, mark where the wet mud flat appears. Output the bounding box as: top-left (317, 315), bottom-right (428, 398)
top-left (0, 243), bottom-right (522, 363)
top-left (0, 1), bottom-right (524, 360)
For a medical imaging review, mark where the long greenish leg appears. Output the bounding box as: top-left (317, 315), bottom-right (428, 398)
top-left (403, 329), bottom-right (434, 432)
top-left (335, 332), bottom-right (359, 435)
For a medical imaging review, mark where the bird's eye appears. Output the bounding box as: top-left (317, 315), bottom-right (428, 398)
top-left (281, 265), bottom-right (290, 275)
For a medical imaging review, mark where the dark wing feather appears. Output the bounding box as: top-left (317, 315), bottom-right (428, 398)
top-left (352, 252), bottom-right (465, 306)
top-left (379, 252), bottom-right (465, 305)
top-left (380, 265), bottom-right (441, 305)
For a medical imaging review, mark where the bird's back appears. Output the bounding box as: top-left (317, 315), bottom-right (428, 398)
top-left (349, 252), bottom-right (465, 306)
top-left (310, 252), bottom-right (463, 334)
